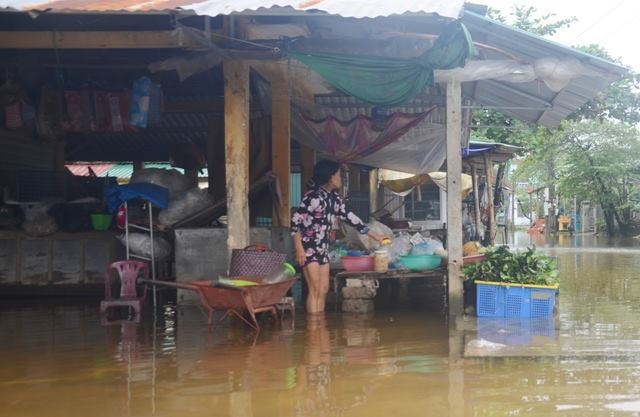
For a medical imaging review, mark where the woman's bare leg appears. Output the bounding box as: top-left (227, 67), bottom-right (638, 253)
top-left (317, 263), bottom-right (330, 313)
top-left (303, 262), bottom-right (331, 314)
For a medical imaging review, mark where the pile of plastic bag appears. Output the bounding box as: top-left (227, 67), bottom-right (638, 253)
top-left (339, 219), bottom-right (446, 263)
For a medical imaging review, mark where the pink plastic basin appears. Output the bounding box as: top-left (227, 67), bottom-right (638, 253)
top-left (341, 255), bottom-right (374, 272)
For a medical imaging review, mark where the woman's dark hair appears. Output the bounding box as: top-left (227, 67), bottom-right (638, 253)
top-left (312, 159), bottom-right (341, 186)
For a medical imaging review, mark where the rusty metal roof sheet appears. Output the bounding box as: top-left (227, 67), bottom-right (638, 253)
top-left (185, 0), bottom-right (464, 18)
top-left (11, 0), bottom-right (465, 18)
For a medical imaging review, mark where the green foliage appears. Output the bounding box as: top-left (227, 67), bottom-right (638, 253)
top-left (511, 127), bottom-right (565, 191)
top-left (463, 246), bottom-right (559, 286)
top-left (569, 46), bottom-right (640, 125)
top-left (556, 120), bottom-right (640, 233)
top-left (510, 5), bottom-right (576, 36)
top-left (470, 109), bottom-right (530, 146)
top-left (487, 5), bottom-right (576, 35)
top-left (477, 5), bottom-right (640, 235)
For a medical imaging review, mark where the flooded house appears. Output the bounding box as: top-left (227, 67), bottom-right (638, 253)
top-left (0, 1), bottom-right (627, 320)
top-left (1, 3), bottom-right (638, 416)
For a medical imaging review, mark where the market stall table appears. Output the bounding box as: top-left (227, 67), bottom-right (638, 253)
top-left (332, 267), bottom-right (447, 312)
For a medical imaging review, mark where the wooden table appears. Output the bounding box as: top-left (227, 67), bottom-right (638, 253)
top-left (332, 268), bottom-right (447, 311)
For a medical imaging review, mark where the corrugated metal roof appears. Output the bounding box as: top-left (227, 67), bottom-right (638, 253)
top-left (105, 162), bottom-right (209, 178)
top-left (66, 162), bottom-right (208, 178)
top-left (64, 106), bottom-right (211, 162)
top-left (186, 0), bottom-right (464, 19)
top-left (65, 163), bottom-right (114, 176)
top-left (18, 0), bottom-right (464, 18)
top-left (65, 129), bottom-right (209, 161)
top-left (460, 11), bottom-right (628, 127)
top-left (1, 3), bottom-right (629, 170)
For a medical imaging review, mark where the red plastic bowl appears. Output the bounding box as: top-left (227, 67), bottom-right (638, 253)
top-left (463, 254), bottom-right (487, 265)
top-left (341, 255), bottom-right (374, 272)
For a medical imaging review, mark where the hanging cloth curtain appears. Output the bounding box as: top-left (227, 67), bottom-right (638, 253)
top-left (288, 21), bottom-right (475, 106)
top-left (298, 110), bottom-right (431, 163)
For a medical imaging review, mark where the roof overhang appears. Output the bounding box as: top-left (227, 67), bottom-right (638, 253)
top-left (0, 3), bottom-right (629, 170)
top-left (459, 11), bottom-right (628, 127)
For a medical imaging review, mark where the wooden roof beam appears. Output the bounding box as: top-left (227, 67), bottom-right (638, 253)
top-left (0, 28), bottom-right (222, 50)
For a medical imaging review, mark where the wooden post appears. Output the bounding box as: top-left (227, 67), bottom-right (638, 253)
top-left (271, 80), bottom-right (291, 228)
top-left (446, 81), bottom-right (463, 318)
top-left (471, 165), bottom-right (482, 240)
top-left (483, 154), bottom-right (495, 245)
top-left (223, 60), bottom-right (250, 255)
top-left (369, 169), bottom-right (379, 215)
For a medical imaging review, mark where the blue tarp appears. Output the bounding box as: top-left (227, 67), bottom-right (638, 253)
top-left (105, 182), bottom-right (169, 213)
top-left (462, 146), bottom-right (493, 157)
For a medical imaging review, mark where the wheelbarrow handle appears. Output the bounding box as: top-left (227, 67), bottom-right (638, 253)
top-left (139, 278), bottom-right (198, 291)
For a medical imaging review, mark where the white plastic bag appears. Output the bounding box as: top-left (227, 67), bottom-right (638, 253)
top-left (410, 237), bottom-right (444, 256)
top-left (341, 219), bottom-right (393, 252)
top-left (130, 168), bottom-right (190, 199)
top-left (116, 233), bottom-right (172, 260)
top-left (386, 232), bottom-right (412, 262)
top-left (158, 187), bottom-right (214, 227)
top-left (21, 203), bottom-right (58, 236)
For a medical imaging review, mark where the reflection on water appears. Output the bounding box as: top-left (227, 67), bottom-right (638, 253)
top-left (3, 231), bottom-right (640, 416)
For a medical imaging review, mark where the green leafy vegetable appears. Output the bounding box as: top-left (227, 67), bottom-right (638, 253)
top-left (463, 245), bottom-right (559, 286)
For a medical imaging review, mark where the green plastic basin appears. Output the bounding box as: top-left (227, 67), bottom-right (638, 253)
top-left (399, 254), bottom-right (442, 271)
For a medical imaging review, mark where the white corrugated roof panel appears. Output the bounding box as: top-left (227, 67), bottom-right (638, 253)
top-left (461, 11), bottom-right (628, 127)
top-left (16, 0), bottom-right (464, 18)
top-left (185, 0), bottom-right (464, 18)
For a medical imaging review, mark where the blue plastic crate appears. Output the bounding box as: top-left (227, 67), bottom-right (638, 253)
top-left (476, 281), bottom-right (558, 317)
top-left (476, 282), bottom-right (505, 316)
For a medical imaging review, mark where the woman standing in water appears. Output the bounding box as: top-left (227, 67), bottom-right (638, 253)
top-left (291, 160), bottom-right (386, 314)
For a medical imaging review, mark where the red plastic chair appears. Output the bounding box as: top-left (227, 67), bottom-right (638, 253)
top-left (100, 260), bottom-right (150, 317)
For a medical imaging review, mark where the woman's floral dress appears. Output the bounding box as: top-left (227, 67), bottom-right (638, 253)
top-left (291, 186), bottom-right (369, 265)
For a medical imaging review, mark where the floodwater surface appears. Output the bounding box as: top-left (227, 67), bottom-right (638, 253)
top-left (2, 232), bottom-right (640, 416)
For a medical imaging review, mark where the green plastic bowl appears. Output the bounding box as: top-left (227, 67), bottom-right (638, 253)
top-left (90, 213), bottom-right (112, 231)
top-left (399, 254), bottom-right (442, 271)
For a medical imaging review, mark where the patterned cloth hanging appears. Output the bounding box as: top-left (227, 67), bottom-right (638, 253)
top-left (297, 110), bottom-right (432, 163)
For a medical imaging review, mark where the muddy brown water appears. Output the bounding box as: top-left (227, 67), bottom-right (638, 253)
top-left (2, 232), bottom-right (640, 416)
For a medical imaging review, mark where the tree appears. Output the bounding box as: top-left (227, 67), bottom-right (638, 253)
top-left (511, 127), bottom-right (566, 233)
top-left (557, 121), bottom-right (640, 235)
top-left (477, 5), bottom-right (640, 236)
top-left (472, 6), bottom-right (579, 235)
top-left (488, 5), bottom-right (576, 36)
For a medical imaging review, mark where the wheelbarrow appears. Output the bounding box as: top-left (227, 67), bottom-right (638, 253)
top-left (142, 276), bottom-right (297, 331)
